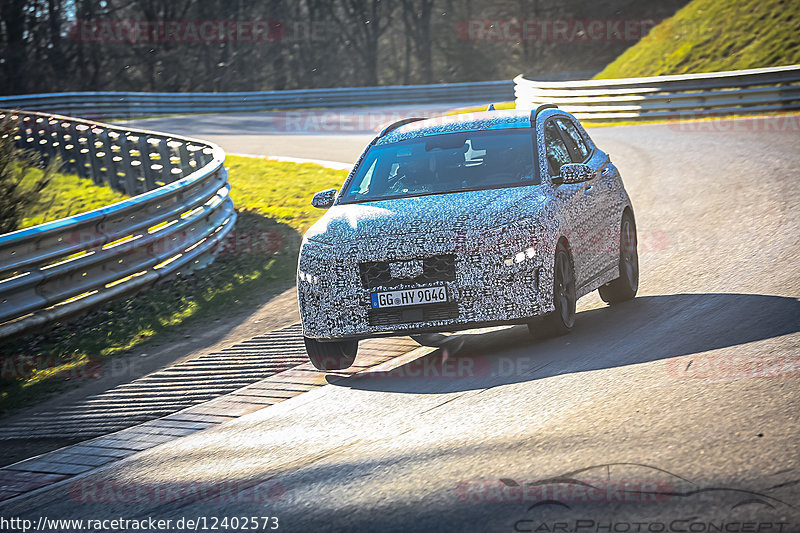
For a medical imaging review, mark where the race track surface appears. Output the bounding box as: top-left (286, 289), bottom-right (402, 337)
top-left (3, 113), bottom-right (798, 531)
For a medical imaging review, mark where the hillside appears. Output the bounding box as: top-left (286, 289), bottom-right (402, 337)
top-left (596, 0), bottom-right (800, 78)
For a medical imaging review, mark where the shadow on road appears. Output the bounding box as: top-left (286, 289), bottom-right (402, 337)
top-left (334, 293), bottom-right (800, 394)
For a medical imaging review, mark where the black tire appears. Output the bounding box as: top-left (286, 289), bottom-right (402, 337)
top-left (410, 333), bottom-right (449, 347)
top-left (304, 336), bottom-right (358, 370)
top-left (599, 212), bottom-right (639, 304)
top-left (529, 241), bottom-right (576, 339)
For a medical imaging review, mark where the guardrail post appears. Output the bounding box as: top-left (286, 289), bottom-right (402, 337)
top-left (22, 116), bottom-right (37, 152)
top-left (55, 121), bottom-right (77, 174)
top-left (187, 145), bottom-right (205, 173)
top-left (38, 118), bottom-right (52, 165)
top-left (9, 114), bottom-right (21, 150)
top-left (73, 124), bottom-right (91, 179)
top-left (178, 142), bottom-right (191, 178)
top-left (86, 127), bottom-right (104, 185)
top-left (200, 146), bottom-right (212, 167)
top-left (29, 117), bottom-right (43, 156)
top-left (117, 133), bottom-right (138, 195)
top-left (97, 130), bottom-right (116, 188)
top-left (105, 131), bottom-right (125, 192)
top-left (41, 118), bottom-right (58, 167)
top-left (13, 115), bottom-right (25, 151)
top-left (138, 134), bottom-right (156, 189)
top-left (157, 139), bottom-right (173, 184)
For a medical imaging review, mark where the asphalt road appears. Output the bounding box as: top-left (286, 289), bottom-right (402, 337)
top-left (118, 103), bottom-right (466, 163)
top-left (2, 113), bottom-right (799, 531)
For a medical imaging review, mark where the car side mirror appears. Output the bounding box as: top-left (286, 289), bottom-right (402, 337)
top-left (311, 188), bottom-right (338, 209)
top-left (554, 163), bottom-right (595, 185)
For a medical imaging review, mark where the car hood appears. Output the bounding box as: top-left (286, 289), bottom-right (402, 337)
top-left (304, 186), bottom-right (548, 245)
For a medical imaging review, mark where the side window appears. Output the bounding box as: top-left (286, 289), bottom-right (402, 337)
top-left (544, 121), bottom-right (571, 175)
top-left (556, 118), bottom-right (590, 162)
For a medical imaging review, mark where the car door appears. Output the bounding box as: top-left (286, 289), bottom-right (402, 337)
top-left (554, 117), bottom-right (619, 278)
top-left (542, 118), bottom-right (597, 290)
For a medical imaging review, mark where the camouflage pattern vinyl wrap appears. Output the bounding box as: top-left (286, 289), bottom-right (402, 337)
top-left (298, 109), bottom-right (632, 339)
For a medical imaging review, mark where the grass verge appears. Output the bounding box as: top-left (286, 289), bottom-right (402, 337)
top-left (18, 167), bottom-right (129, 229)
top-left (443, 102), bottom-right (516, 116)
top-left (0, 156), bottom-right (348, 415)
top-left (596, 0), bottom-right (800, 78)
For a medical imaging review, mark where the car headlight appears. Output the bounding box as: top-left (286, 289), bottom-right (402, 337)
top-left (503, 246), bottom-right (537, 266)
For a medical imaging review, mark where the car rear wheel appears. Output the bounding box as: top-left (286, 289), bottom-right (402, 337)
top-left (529, 242), bottom-right (576, 339)
top-left (599, 212), bottom-right (638, 304)
top-left (304, 337), bottom-right (358, 370)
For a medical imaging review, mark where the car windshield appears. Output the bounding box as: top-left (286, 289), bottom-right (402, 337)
top-left (339, 129), bottom-right (538, 204)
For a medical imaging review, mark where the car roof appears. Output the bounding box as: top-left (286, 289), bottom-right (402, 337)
top-left (376, 109), bottom-right (537, 145)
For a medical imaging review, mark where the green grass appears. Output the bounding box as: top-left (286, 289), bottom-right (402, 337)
top-left (19, 167), bottom-right (129, 228)
top-left (0, 156), bottom-right (348, 414)
top-left (225, 155), bottom-right (347, 233)
top-left (596, 0), bottom-right (800, 79)
top-left (448, 0), bottom-right (800, 117)
top-left (443, 102), bottom-right (516, 116)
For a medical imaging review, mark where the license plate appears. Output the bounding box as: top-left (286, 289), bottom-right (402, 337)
top-left (371, 286), bottom-right (447, 309)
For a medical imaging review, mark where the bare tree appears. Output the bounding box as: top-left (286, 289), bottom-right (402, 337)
top-left (326, 0), bottom-right (395, 86)
top-left (400, 0), bottom-right (434, 84)
top-left (0, 0), bottom-right (691, 95)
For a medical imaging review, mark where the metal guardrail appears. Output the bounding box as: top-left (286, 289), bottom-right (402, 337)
top-left (0, 81), bottom-right (514, 120)
top-left (515, 65), bottom-right (800, 120)
top-left (0, 110), bottom-right (236, 340)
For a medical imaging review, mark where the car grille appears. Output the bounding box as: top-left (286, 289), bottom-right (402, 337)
top-left (359, 254), bottom-right (456, 289)
top-left (368, 302), bottom-right (460, 326)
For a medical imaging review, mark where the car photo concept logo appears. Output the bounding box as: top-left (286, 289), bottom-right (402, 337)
top-left (389, 259), bottom-right (425, 279)
top-left (468, 463), bottom-right (796, 531)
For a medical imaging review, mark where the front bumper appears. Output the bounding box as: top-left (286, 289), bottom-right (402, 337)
top-left (298, 242), bottom-right (554, 340)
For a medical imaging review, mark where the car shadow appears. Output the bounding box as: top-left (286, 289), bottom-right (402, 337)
top-left (332, 293), bottom-right (800, 394)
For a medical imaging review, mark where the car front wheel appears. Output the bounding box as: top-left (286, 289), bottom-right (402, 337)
top-left (304, 337), bottom-right (358, 370)
top-left (529, 241), bottom-right (576, 339)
